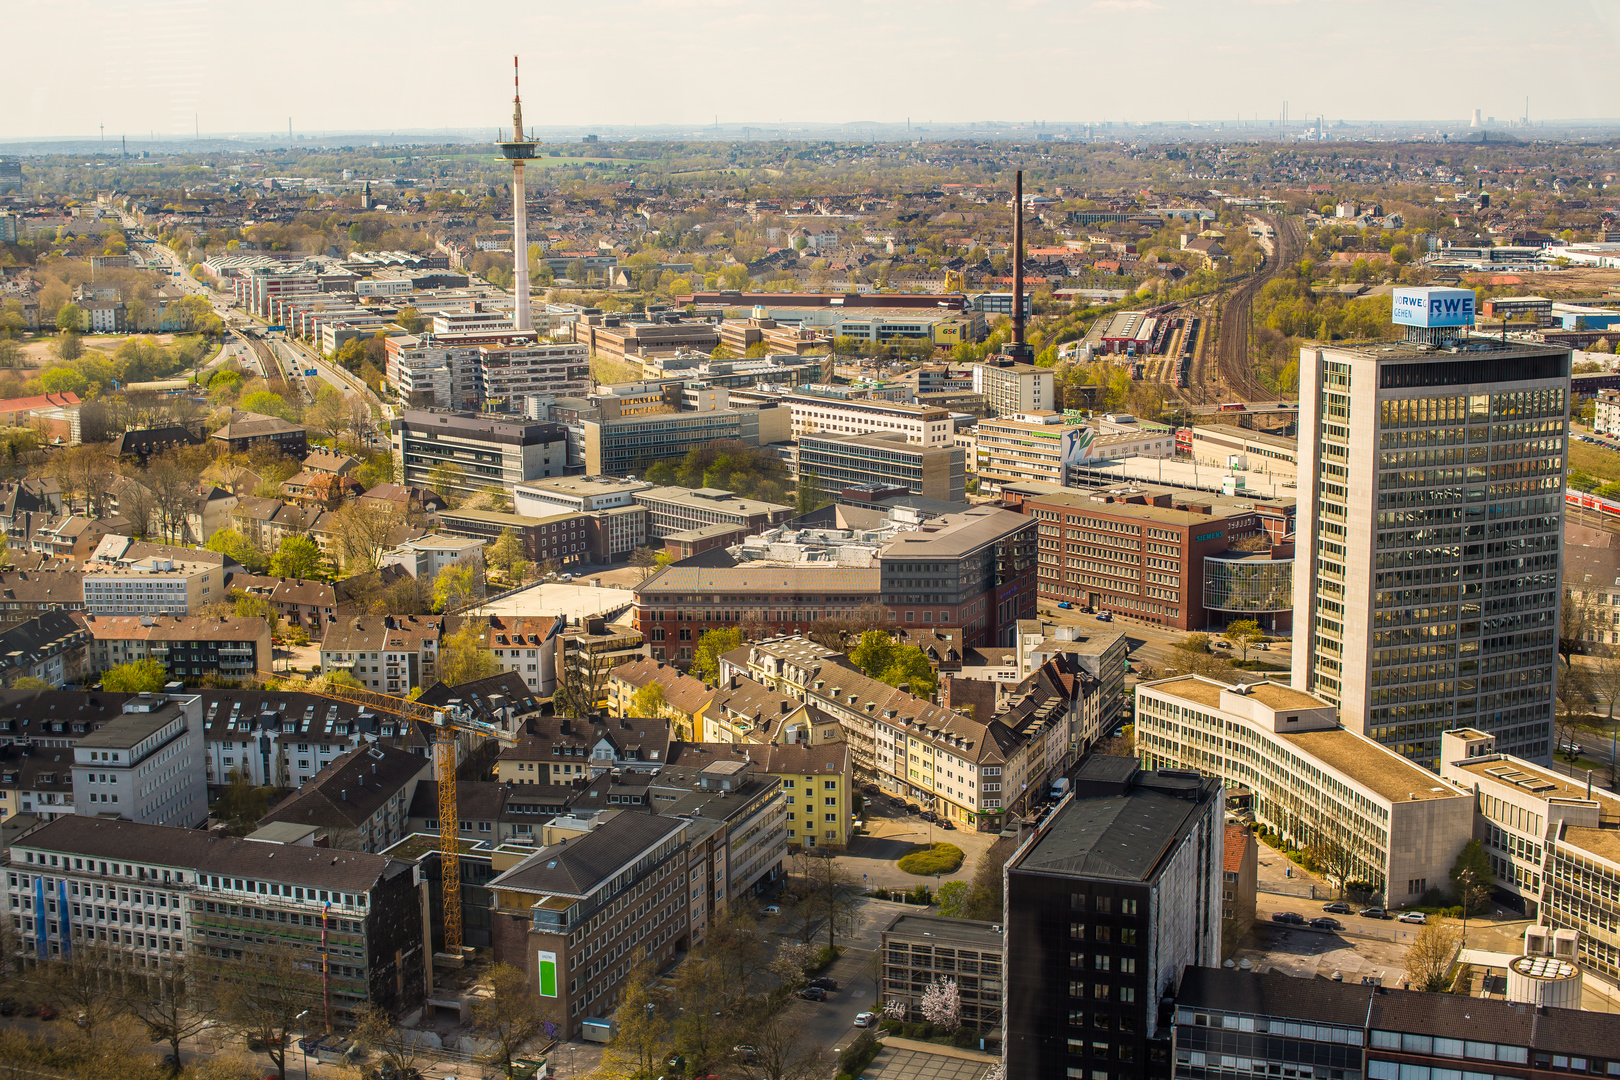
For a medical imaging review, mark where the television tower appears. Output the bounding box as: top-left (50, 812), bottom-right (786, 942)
top-left (496, 56), bottom-right (537, 332)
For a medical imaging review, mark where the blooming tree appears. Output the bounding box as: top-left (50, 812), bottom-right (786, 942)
top-left (882, 998), bottom-right (908, 1019)
top-left (920, 976), bottom-right (961, 1030)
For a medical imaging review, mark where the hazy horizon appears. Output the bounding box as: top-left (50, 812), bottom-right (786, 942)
top-left (6, 0), bottom-right (1618, 141)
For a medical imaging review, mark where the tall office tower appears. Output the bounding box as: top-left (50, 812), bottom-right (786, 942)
top-left (1292, 288), bottom-right (1570, 768)
top-left (496, 56), bottom-right (535, 332)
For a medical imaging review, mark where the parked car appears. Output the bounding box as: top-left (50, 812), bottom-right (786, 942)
top-left (854, 1012), bottom-right (877, 1028)
top-left (1270, 911), bottom-right (1305, 925)
top-left (734, 1046), bottom-right (757, 1063)
top-left (1561, 742), bottom-right (1583, 756)
top-left (796, 987), bottom-right (827, 1002)
top-left (1359, 907), bottom-right (1391, 920)
top-left (1057, 601), bottom-right (1073, 609)
top-left (939, 819), bottom-right (956, 830)
top-left (1096, 612), bottom-right (1113, 622)
top-left (1310, 917), bottom-right (1343, 931)
top-left (1398, 911), bottom-right (1428, 924)
top-left (808, 977), bottom-right (840, 991)
top-left (920, 811), bottom-right (939, 823)
top-left (759, 905), bottom-right (781, 917)
top-left (38, 1006), bottom-right (57, 1021)
top-left (1322, 902), bottom-right (1354, 915)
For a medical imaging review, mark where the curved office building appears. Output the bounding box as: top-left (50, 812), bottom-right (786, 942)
top-left (1203, 549), bottom-right (1293, 630)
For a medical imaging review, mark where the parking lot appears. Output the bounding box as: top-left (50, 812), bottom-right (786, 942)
top-left (836, 792), bottom-right (1001, 892)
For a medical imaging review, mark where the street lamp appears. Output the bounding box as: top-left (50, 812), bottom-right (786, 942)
top-left (295, 1010), bottom-right (312, 1080)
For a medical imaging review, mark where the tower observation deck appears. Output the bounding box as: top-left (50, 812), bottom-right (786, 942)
top-left (496, 56), bottom-right (536, 331)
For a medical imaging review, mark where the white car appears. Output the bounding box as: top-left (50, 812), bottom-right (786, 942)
top-left (853, 1012), bottom-right (876, 1028)
top-left (759, 905), bottom-right (781, 916)
top-left (1397, 911), bottom-right (1427, 924)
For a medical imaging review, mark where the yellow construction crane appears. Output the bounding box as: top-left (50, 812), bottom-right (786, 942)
top-left (259, 671), bottom-right (519, 955)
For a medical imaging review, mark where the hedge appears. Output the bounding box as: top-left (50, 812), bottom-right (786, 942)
top-left (897, 843), bottom-right (965, 876)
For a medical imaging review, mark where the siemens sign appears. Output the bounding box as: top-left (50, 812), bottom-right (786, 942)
top-left (1392, 287), bottom-right (1476, 328)
top-left (1194, 531), bottom-right (1223, 542)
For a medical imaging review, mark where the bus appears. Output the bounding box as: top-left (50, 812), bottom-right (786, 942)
top-left (1218, 402), bottom-right (1246, 412)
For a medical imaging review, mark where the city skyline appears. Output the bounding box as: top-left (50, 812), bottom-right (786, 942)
top-left (4, 0), bottom-right (1618, 141)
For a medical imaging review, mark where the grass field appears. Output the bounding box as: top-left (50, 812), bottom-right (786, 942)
top-left (1571, 440), bottom-right (1620, 481)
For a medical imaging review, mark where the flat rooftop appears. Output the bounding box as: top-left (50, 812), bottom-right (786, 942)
top-left (75, 706), bottom-right (185, 749)
top-left (1562, 826), bottom-right (1620, 867)
top-left (1453, 757), bottom-right (1620, 814)
top-left (885, 912), bottom-right (1005, 951)
top-left (1280, 728), bottom-right (1462, 804)
top-left (1014, 773), bottom-right (1216, 883)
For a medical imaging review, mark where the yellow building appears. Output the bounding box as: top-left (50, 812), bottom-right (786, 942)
top-left (672, 741), bottom-right (854, 851)
top-left (607, 656), bottom-right (715, 741)
top-left (698, 677), bottom-right (811, 744)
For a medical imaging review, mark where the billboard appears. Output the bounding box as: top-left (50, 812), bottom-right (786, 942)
top-left (1061, 427), bottom-right (1094, 470)
top-left (537, 950), bottom-right (558, 997)
top-left (1392, 287), bottom-right (1475, 328)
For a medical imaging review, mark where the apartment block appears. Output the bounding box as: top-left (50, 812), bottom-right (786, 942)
top-left (973, 359), bottom-right (1053, 417)
top-left (1136, 675), bottom-right (1474, 906)
top-left (82, 557), bottom-right (222, 616)
top-left (1005, 758), bottom-right (1223, 1080)
top-left (786, 393), bottom-right (955, 447)
top-left (878, 505), bottom-right (1037, 648)
top-left (71, 692), bottom-right (207, 828)
top-left (797, 432), bottom-right (966, 503)
top-left (478, 343), bottom-right (590, 409)
top-left (437, 508), bottom-right (591, 567)
top-left (392, 411), bottom-right (569, 498)
top-left (84, 614), bottom-right (271, 683)
top-left (318, 613), bottom-right (445, 695)
top-left (1292, 337), bottom-right (1570, 767)
top-left (255, 742), bottom-right (430, 854)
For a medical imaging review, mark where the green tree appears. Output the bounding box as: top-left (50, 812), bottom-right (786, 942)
top-left (473, 963), bottom-right (548, 1080)
top-left (692, 627), bottom-right (744, 684)
top-left (205, 526), bottom-right (261, 569)
top-left (55, 302), bottom-right (84, 333)
top-left (433, 563), bottom-right (485, 612)
top-left (632, 681), bottom-right (667, 719)
top-left (851, 631), bottom-right (898, 678)
top-left (936, 879), bottom-right (970, 917)
top-left (1450, 840), bottom-right (1493, 914)
top-left (241, 389), bottom-right (296, 421)
top-left (102, 657), bottom-right (170, 692)
top-left (427, 460), bottom-right (467, 506)
top-left (1222, 619), bottom-right (1264, 662)
top-left (606, 952), bottom-right (673, 1080)
top-left (270, 535), bottom-right (324, 578)
top-left (0, 298), bottom-right (26, 337)
top-left (795, 470), bottom-right (827, 516)
top-left (396, 306), bottom-right (424, 334)
top-left (439, 617), bottom-right (501, 686)
top-left (40, 365), bottom-right (88, 393)
top-left (880, 645), bottom-right (939, 698)
top-left (487, 528), bottom-right (524, 577)
top-left (214, 768), bottom-right (273, 831)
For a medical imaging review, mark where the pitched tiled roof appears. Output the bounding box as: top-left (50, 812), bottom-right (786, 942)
top-left (258, 743), bottom-right (429, 829)
top-left (489, 812), bottom-right (684, 897)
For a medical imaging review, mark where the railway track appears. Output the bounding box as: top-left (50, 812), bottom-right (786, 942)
top-left (1209, 213), bottom-right (1305, 403)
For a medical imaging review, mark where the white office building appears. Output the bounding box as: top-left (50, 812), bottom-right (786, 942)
top-left (785, 394), bottom-right (954, 447)
top-left (972, 359), bottom-right (1053, 418)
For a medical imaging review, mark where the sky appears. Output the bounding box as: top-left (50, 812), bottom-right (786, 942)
top-left (5, 0), bottom-right (1619, 140)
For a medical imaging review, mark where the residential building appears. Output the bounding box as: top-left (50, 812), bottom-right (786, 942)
top-left (557, 617), bottom-right (645, 711)
top-left (437, 509), bottom-right (590, 567)
top-left (881, 913), bottom-right (1004, 1030)
top-left (28, 515), bottom-right (118, 560)
top-left (391, 411), bottom-right (569, 498)
top-left (1292, 336), bottom-right (1571, 767)
top-left (1220, 822), bottom-right (1257, 958)
top-left (1137, 675), bottom-right (1474, 906)
top-left (492, 713), bottom-right (672, 787)
top-left (646, 756), bottom-right (787, 924)
top-left (797, 432), bottom-right (966, 503)
top-left (878, 505), bottom-right (1037, 647)
top-left (84, 615), bottom-right (271, 684)
top-left (488, 811), bottom-right (689, 1036)
top-left (0, 612), bottom-right (88, 687)
top-left (580, 404), bottom-right (790, 476)
top-left (1004, 757), bottom-right (1223, 1080)
top-left (1597, 389), bottom-right (1620, 438)
top-left (786, 393), bottom-right (955, 447)
top-left (6, 815), bottom-right (430, 1017)
top-left (457, 614), bottom-right (564, 695)
top-left (0, 691), bottom-right (134, 822)
top-left (605, 657), bottom-right (716, 739)
top-left (70, 692), bottom-right (206, 828)
top-left (377, 533), bottom-right (486, 580)
top-left (973, 359), bottom-right (1053, 417)
top-left (318, 614), bottom-right (446, 695)
top-left (404, 779), bottom-right (572, 848)
top-left (82, 556), bottom-right (222, 616)
top-left (0, 569), bottom-right (84, 617)
top-left (210, 410), bottom-right (308, 458)
top-left (697, 676), bottom-right (812, 747)
top-left (107, 425), bottom-right (201, 464)
top-left (1016, 621), bottom-right (1129, 729)
top-left (256, 743), bottom-right (431, 854)
top-left (1001, 482), bottom-right (1294, 631)
top-left (633, 485), bottom-right (794, 542)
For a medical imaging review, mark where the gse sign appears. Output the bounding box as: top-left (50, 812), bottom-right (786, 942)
top-left (1392, 287), bottom-right (1475, 328)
